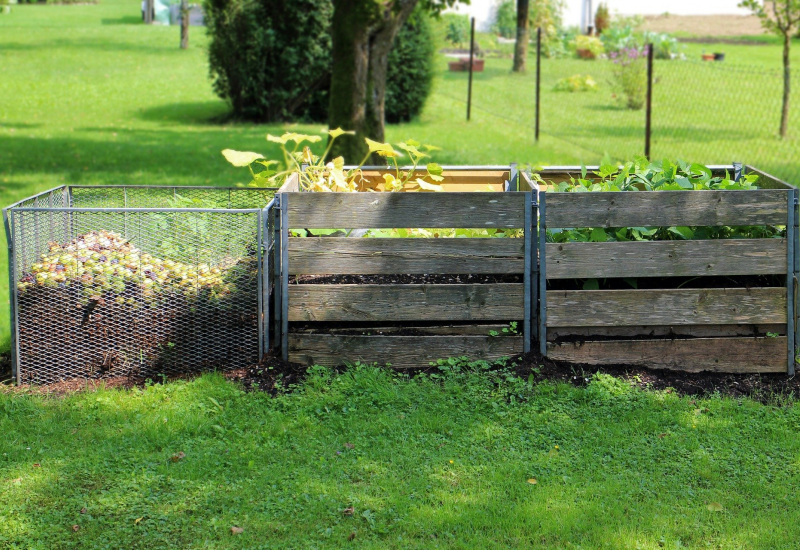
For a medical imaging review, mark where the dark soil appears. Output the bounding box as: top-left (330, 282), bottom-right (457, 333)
top-left (3, 349), bottom-right (798, 403)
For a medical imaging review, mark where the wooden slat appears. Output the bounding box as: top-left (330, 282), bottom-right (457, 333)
top-left (306, 324), bottom-right (520, 336)
top-left (545, 189), bottom-right (789, 228)
top-left (546, 239), bottom-right (787, 279)
top-left (744, 166), bottom-right (795, 190)
top-left (277, 172), bottom-right (300, 192)
top-left (548, 324), bottom-right (785, 339)
top-left (288, 238), bottom-right (524, 275)
top-left (289, 334), bottom-right (523, 368)
top-left (546, 337), bottom-right (787, 373)
top-left (286, 193), bottom-right (526, 229)
top-left (288, 283), bottom-right (523, 321)
top-left (546, 287), bottom-right (786, 327)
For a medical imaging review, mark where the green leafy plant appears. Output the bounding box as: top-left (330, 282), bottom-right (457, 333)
top-left (608, 46), bottom-right (647, 109)
top-left (534, 158), bottom-right (783, 244)
top-left (573, 35), bottom-right (604, 58)
top-left (223, 129), bottom-right (444, 193)
top-left (444, 14), bottom-right (469, 47)
top-left (553, 74), bottom-right (598, 92)
top-left (594, 2), bottom-right (610, 34)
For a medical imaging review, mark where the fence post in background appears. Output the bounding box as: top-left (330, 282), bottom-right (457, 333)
top-left (467, 17), bottom-right (475, 122)
top-left (645, 43), bottom-right (654, 159)
top-left (535, 27), bottom-right (541, 142)
top-left (180, 0), bottom-right (189, 49)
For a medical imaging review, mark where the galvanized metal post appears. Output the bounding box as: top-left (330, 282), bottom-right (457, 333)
top-left (538, 191), bottom-right (547, 356)
top-left (262, 200), bottom-right (274, 354)
top-left (645, 43), bottom-right (653, 160)
top-left (535, 27), bottom-right (541, 142)
top-left (508, 163), bottom-right (519, 192)
top-left (467, 17), bottom-right (475, 122)
top-left (531, 189), bottom-right (539, 342)
top-left (3, 209), bottom-right (19, 384)
top-left (256, 209), bottom-right (264, 359)
top-left (788, 191), bottom-right (796, 374)
top-left (272, 195), bottom-right (282, 356)
top-left (794, 188), bottom-right (799, 374)
top-left (280, 195), bottom-right (289, 361)
top-left (523, 191), bottom-right (532, 353)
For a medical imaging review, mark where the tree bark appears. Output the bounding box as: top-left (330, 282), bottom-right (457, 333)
top-left (328, 0), bottom-right (418, 164)
top-left (781, 30), bottom-right (791, 138)
top-left (513, 0), bottom-right (529, 73)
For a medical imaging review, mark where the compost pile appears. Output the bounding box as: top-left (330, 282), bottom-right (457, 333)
top-left (16, 230), bottom-right (259, 383)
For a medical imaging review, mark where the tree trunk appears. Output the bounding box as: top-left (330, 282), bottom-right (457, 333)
top-left (513, 0), bottom-right (529, 73)
top-left (781, 31), bottom-right (791, 138)
top-left (180, 0), bottom-right (189, 49)
top-left (328, 0), bottom-right (418, 164)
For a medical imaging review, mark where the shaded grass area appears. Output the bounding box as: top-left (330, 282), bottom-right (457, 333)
top-left (1, 366), bottom-right (800, 549)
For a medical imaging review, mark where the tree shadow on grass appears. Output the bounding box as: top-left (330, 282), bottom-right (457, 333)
top-left (136, 101), bottom-right (233, 125)
top-left (101, 15), bottom-right (144, 25)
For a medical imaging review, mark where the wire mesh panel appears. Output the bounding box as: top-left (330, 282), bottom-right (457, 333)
top-left (7, 186), bottom-right (274, 384)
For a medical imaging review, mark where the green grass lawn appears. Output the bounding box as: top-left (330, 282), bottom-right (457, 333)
top-left (2, 365), bottom-right (800, 549)
top-left (2, 0), bottom-right (800, 351)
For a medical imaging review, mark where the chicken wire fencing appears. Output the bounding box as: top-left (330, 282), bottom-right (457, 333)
top-left (4, 185), bottom-right (277, 384)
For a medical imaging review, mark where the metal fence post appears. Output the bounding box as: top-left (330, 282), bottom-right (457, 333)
top-left (280, 194), bottom-right (289, 361)
top-left (645, 43), bottom-right (654, 159)
top-left (467, 17), bottom-right (475, 122)
top-left (524, 191), bottom-right (532, 352)
top-left (535, 26), bottom-right (541, 142)
top-left (794, 188), bottom-right (799, 374)
top-left (788, 190), bottom-right (796, 375)
top-left (3, 209), bottom-right (19, 384)
top-left (538, 191), bottom-right (547, 356)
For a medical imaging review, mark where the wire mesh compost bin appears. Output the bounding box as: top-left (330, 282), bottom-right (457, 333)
top-left (4, 185), bottom-right (277, 384)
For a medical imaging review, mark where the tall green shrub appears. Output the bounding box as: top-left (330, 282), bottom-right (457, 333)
top-left (203, 0), bottom-right (332, 122)
top-left (385, 8), bottom-right (435, 123)
top-left (204, 0), bottom-right (432, 124)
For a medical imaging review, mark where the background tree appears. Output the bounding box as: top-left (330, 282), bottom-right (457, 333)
top-left (513, 0), bottom-right (530, 72)
top-left (740, 0), bottom-right (800, 138)
top-left (328, 0), bottom-right (460, 163)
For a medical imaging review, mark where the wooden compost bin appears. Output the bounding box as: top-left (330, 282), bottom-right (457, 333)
top-left (273, 166), bottom-right (533, 368)
top-left (520, 166), bottom-right (798, 374)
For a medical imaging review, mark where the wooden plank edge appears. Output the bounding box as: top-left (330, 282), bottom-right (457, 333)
top-left (289, 334), bottom-right (523, 368)
top-left (546, 337), bottom-right (788, 373)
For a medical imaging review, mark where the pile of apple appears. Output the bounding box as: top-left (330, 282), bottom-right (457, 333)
top-left (18, 230), bottom-right (238, 304)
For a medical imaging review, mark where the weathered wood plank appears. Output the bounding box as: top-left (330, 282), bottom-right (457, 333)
top-left (289, 334), bottom-right (523, 368)
top-left (300, 324), bottom-right (520, 336)
top-left (277, 172), bottom-right (300, 193)
top-left (546, 337), bottom-right (787, 373)
top-left (548, 324), bottom-right (785, 339)
top-left (546, 287), bottom-right (786, 327)
top-left (286, 193), bottom-right (526, 229)
top-left (289, 284), bottom-right (524, 321)
top-left (546, 239), bottom-right (788, 279)
top-left (744, 166), bottom-right (795, 190)
top-left (288, 238), bottom-right (524, 275)
top-left (545, 189), bottom-right (789, 228)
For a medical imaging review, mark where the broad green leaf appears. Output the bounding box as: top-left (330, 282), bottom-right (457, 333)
top-left (266, 134), bottom-right (289, 145)
top-left (283, 132), bottom-right (322, 145)
top-left (365, 138), bottom-right (394, 154)
top-left (427, 162), bottom-right (444, 177)
top-left (668, 226), bottom-right (694, 240)
top-left (590, 228), bottom-right (608, 242)
top-left (583, 278), bottom-right (600, 290)
top-left (222, 149), bottom-right (264, 167)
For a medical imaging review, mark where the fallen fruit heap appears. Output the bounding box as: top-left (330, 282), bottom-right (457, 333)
top-left (19, 230), bottom-right (236, 304)
top-left (15, 230), bottom-right (259, 384)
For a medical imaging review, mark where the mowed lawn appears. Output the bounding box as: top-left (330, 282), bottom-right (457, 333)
top-left (2, 367), bottom-right (800, 549)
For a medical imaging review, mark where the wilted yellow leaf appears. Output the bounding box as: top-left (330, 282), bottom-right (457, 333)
top-left (527, 478), bottom-right (538, 485)
top-left (415, 178), bottom-right (443, 192)
top-left (328, 127), bottom-right (354, 139)
top-left (706, 502), bottom-right (724, 512)
top-left (231, 526), bottom-right (244, 535)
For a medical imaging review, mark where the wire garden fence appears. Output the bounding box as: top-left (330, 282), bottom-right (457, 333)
top-left (441, 33), bottom-right (800, 185)
top-left (3, 185), bottom-right (276, 384)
